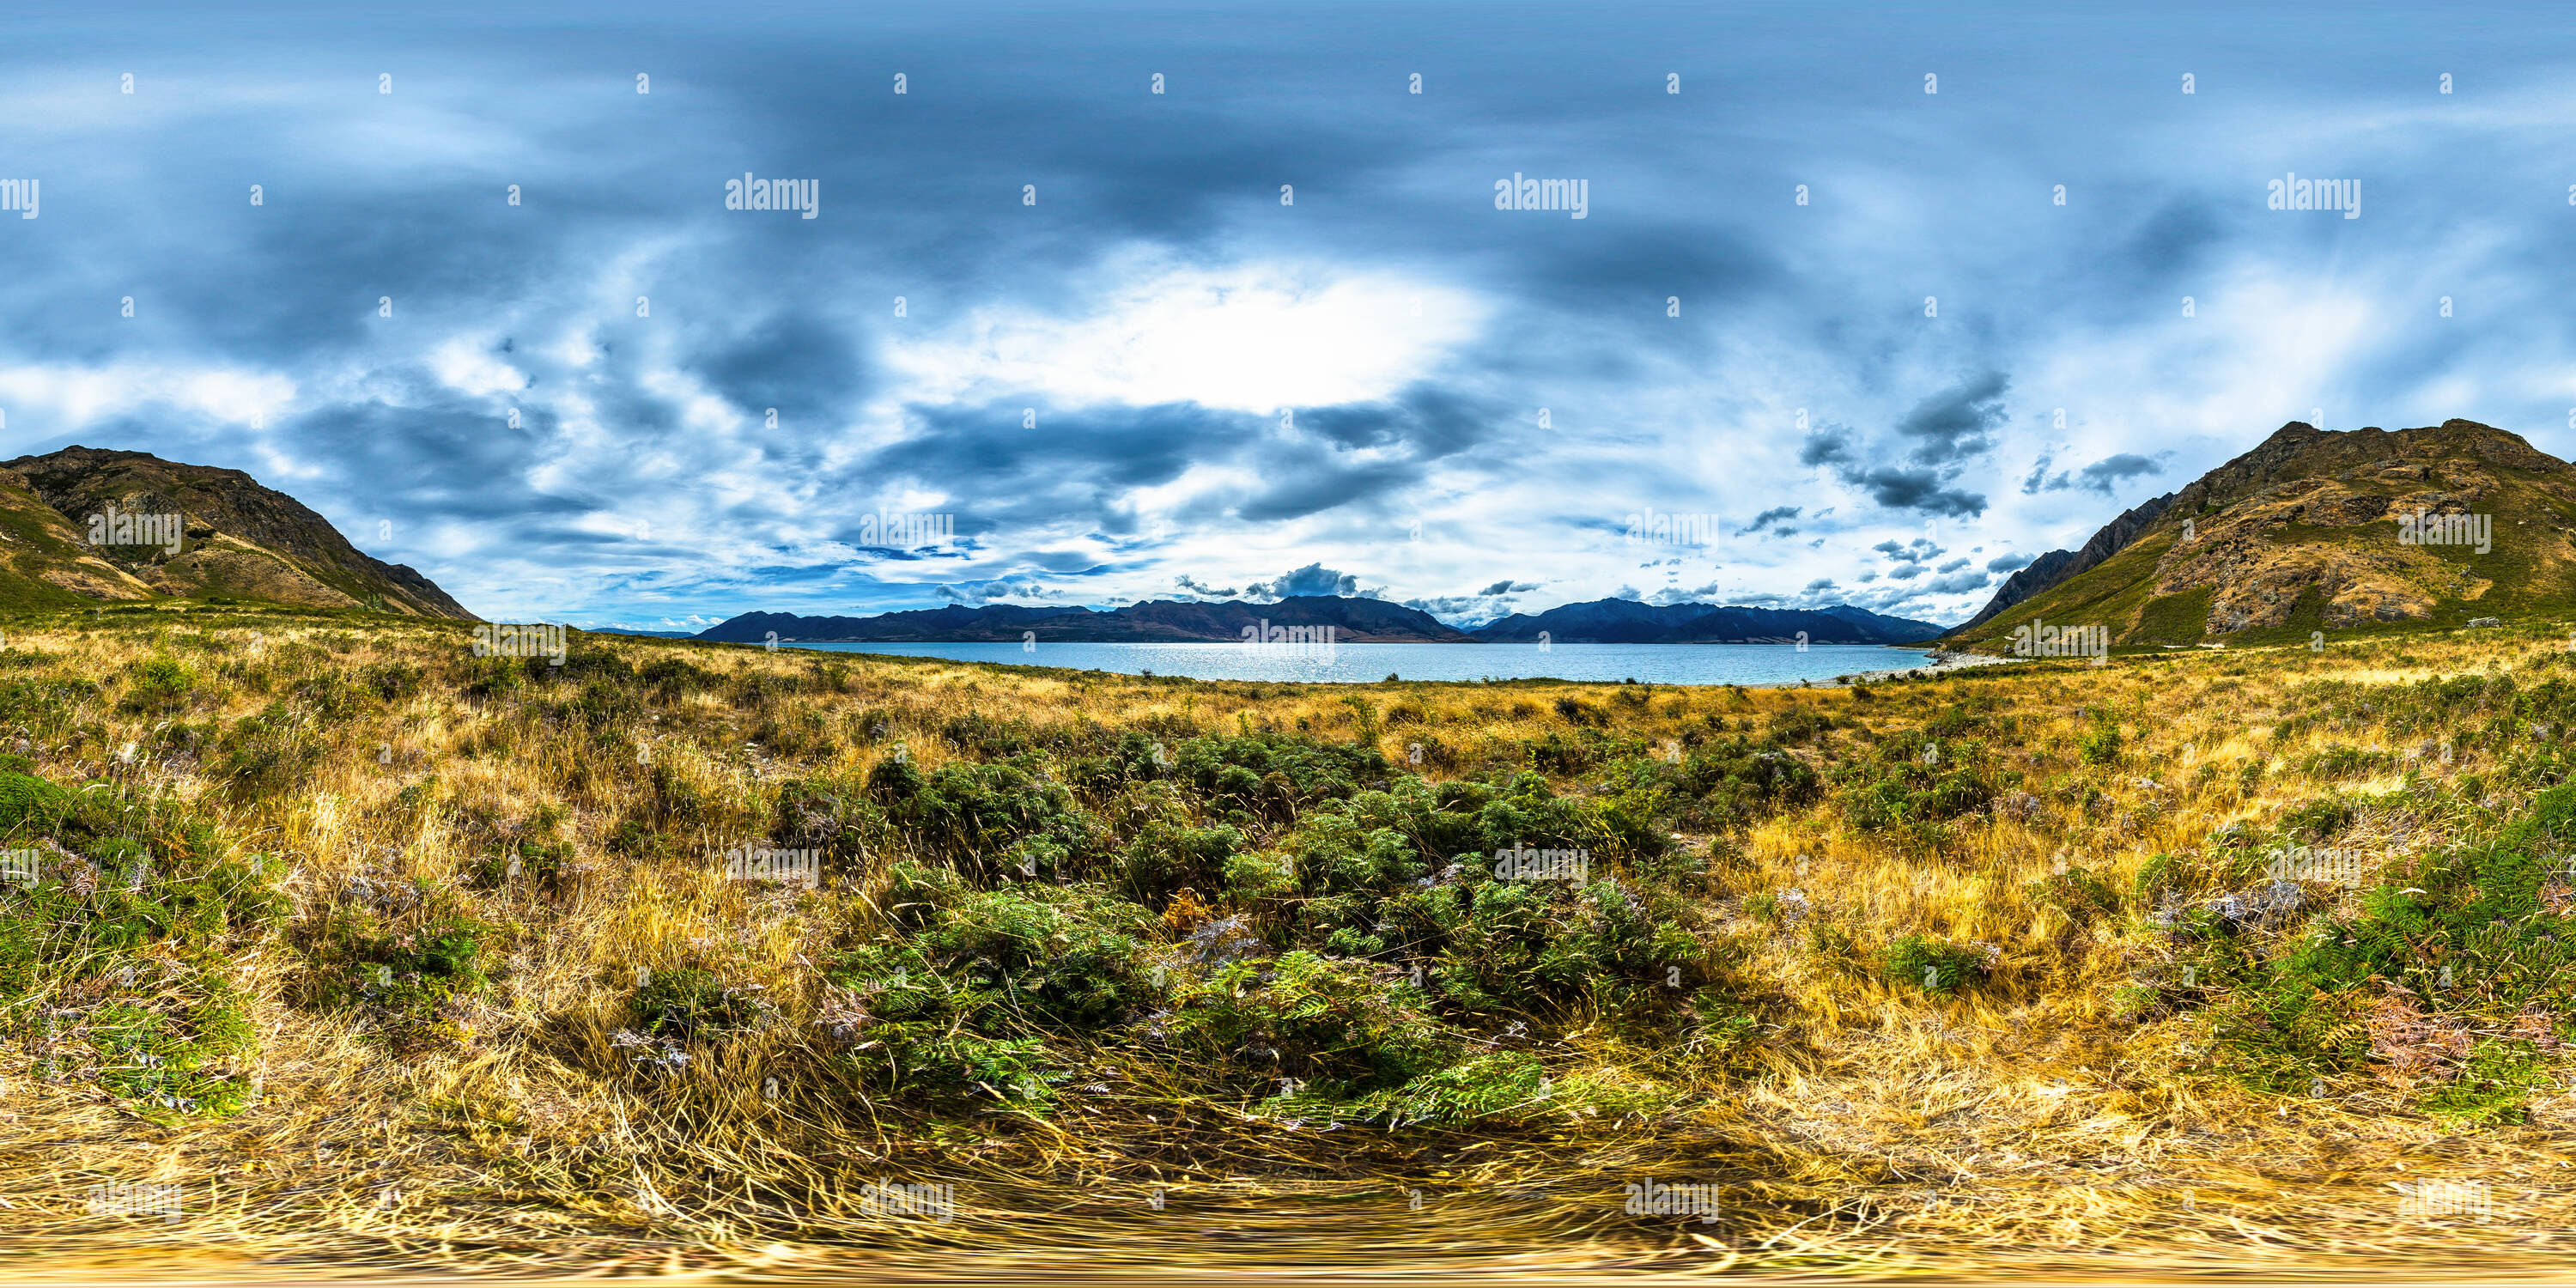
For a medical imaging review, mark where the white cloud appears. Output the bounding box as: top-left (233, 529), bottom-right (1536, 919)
top-left (884, 252), bottom-right (1488, 414)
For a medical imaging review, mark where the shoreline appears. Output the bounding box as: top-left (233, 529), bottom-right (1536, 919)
top-left (1818, 649), bottom-right (2026, 687)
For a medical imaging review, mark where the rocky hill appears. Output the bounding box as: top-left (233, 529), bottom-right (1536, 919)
top-left (1945, 419), bottom-right (2576, 651)
top-left (0, 446), bottom-right (476, 617)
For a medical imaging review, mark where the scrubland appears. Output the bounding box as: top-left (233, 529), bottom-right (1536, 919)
top-left (4, 603), bottom-right (2576, 1279)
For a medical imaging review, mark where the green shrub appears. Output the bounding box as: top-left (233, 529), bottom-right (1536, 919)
top-left (295, 910), bottom-right (496, 1050)
top-left (635, 965), bottom-right (772, 1038)
top-left (118, 656), bottom-right (197, 712)
top-left (2026, 866), bottom-right (2119, 924)
top-left (1880, 933), bottom-right (1988, 993)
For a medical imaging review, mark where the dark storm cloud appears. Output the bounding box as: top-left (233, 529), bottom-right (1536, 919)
top-left (1299, 385), bottom-right (1510, 458)
top-left (868, 401), bottom-right (1242, 532)
top-left (1798, 428), bottom-right (1856, 469)
top-left (1986, 552), bottom-right (2034, 573)
top-left (1895, 372), bottom-right (2008, 468)
top-left (1247, 563), bottom-right (1366, 599)
top-left (1851, 466), bottom-right (1986, 517)
top-left (1800, 401), bottom-right (1991, 519)
top-left (690, 313), bottom-right (868, 425)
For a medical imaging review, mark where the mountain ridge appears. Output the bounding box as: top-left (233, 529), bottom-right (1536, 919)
top-left (0, 446), bottom-right (476, 617)
top-left (695, 597), bottom-right (1468, 643)
top-left (1943, 418), bottom-right (2576, 650)
top-left (1471, 598), bottom-right (1945, 645)
top-left (695, 596), bottom-right (1946, 645)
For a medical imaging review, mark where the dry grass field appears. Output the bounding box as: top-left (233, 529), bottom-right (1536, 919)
top-left (5, 603), bottom-right (2576, 1280)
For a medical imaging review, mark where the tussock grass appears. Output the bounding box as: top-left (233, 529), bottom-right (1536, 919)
top-left (3, 603), bottom-right (2576, 1278)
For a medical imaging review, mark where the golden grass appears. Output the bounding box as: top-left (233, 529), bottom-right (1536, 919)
top-left (3, 611), bottom-right (2575, 1279)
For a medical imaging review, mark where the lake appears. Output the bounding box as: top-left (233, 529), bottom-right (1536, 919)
top-left (781, 641), bottom-right (1934, 686)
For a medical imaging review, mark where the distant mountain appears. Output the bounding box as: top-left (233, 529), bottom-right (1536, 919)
top-left (1470, 598), bottom-right (1946, 644)
top-left (0, 446), bottom-right (475, 617)
top-left (1814, 604), bottom-right (1956, 642)
top-left (1943, 419), bottom-right (2576, 650)
top-left (695, 596), bottom-right (1470, 643)
top-left (698, 604), bottom-right (1080, 643)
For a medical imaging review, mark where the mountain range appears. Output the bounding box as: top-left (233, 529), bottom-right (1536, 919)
top-left (1944, 419), bottom-right (2573, 649)
top-left (691, 597), bottom-right (1947, 645)
top-left (1466, 599), bottom-right (1942, 644)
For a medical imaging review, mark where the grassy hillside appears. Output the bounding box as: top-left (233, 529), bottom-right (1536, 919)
top-left (1953, 420), bottom-right (2576, 655)
top-left (0, 471), bottom-right (154, 611)
top-left (3, 448), bottom-right (476, 619)
top-left (3, 605), bottom-right (2576, 1276)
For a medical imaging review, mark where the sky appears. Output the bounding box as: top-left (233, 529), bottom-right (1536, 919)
top-left (3, 1), bottom-right (2574, 630)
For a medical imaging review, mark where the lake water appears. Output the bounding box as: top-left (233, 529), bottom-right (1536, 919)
top-left (782, 641), bottom-right (1933, 686)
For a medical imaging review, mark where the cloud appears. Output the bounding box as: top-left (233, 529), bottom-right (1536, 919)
top-left (1895, 371), bottom-right (2009, 467)
top-left (1801, 406), bottom-right (1990, 518)
top-left (1874, 538), bottom-right (1945, 563)
top-left (2076, 453), bottom-right (2166, 494)
top-left (1738, 504), bottom-right (1801, 535)
top-left (1986, 552), bottom-right (2035, 573)
top-left (1799, 428), bottom-right (1857, 469)
top-left (5, 6), bottom-right (2564, 628)
top-left (1245, 562), bottom-right (1366, 600)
